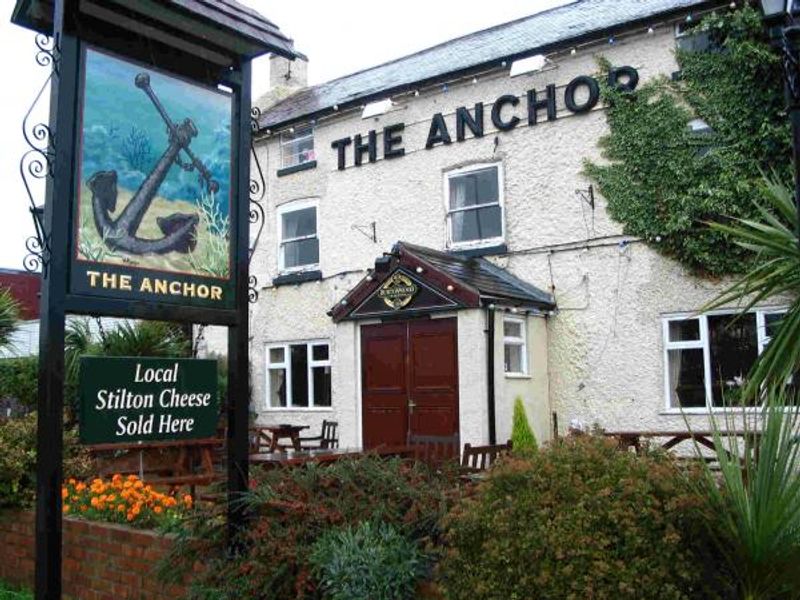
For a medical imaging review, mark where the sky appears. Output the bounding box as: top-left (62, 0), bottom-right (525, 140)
top-left (0, 0), bottom-right (572, 271)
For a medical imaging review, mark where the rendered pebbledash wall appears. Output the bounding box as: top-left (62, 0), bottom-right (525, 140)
top-left (237, 24), bottom-right (780, 444)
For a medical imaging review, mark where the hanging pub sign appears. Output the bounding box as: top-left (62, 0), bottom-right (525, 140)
top-left (70, 48), bottom-right (235, 309)
top-left (378, 272), bottom-right (418, 309)
top-left (79, 356), bottom-right (219, 444)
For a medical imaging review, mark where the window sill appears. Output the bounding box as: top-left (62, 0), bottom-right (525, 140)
top-left (262, 407), bottom-right (335, 412)
top-left (272, 270), bottom-right (322, 287)
top-left (277, 160), bottom-right (317, 177)
top-left (448, 243), bottom-right (507, 258)
top-left (504, 373), bottom-right (531, 379)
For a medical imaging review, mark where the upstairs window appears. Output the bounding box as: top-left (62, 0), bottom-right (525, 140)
top-left (445, 164), bottom-right (504, 248)
top-left (278, 200), bottom-right (319, 272)
top-left (266, 341), bottom-right (331, 409)
top-left (280, 124), bottom-right (315, 168)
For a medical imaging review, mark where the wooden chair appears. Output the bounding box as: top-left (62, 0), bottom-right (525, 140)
top-left (248, 427), bottom-right (274, 454)
top-left (460, 440), bottom-right (513, 474)
top-left (407, 433), bottom-right (460, 466)
top-left (297, 420), bottom-right (339, 449)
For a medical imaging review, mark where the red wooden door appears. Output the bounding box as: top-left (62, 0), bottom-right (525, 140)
top-left (361, 318), bottom-right (458, 449)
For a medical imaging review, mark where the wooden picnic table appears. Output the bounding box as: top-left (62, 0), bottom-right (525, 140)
top-left (259, 424), bottom-right (310, 452)
top-left (249, 444), bottom-right (416, 467)
top-left (601, 430), bottom-right (761, 462)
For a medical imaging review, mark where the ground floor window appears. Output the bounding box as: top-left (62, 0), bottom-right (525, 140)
top-left (503, 316), bottom-right (527, 375)
top-left (266, 341), bottom-right (331, 408)
top-left (663, 308), bottom-right (789, 409)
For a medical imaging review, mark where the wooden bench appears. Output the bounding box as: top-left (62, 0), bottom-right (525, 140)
top-left (297, 419), bottom-right (339, 449)
top-left (460, 440), bottom-right (513, 474)
top-left (86, 437), bottom-right (223, 493)
top-left (407, 433), bottom-right (460, 467)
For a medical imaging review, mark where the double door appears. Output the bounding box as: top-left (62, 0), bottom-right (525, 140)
top-left (361, 318), bottom-right (459, 449)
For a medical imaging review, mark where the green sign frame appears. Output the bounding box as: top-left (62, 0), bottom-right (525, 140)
top-left (79, 356), bottom-right (218, 444)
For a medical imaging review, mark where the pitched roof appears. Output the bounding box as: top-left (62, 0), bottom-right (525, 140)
top-left (330, 242), bottom-right (554, 322)
top-left (260, 0), bottom-right (717, 129)
top-left (399, 243), bottom-right (555, 308)
top-left (11, 0), bottom-right (298, 60)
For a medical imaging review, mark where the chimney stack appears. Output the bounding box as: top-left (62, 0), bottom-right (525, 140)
top-left (269, 54), bottom-right (308, 90)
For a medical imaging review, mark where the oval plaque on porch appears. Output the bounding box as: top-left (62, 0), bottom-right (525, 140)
top-left (377, 272), bottom-right (418, 309)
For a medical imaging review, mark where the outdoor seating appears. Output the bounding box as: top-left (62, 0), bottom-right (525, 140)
top-left (407, 433), bottom-right (460, 466)
top-left (249, 427), bottom-right (274, 454)
top-left (297, 419), bottom-right (339, 449)
top-left (460, 440), bottom-right (513, 474)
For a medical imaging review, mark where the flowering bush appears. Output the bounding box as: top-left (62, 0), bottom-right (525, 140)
top-left (61, 474), bottom-right (191, 529)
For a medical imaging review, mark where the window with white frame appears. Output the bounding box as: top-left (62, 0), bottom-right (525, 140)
top-left (663, 308), bottom-right (789, 410)
top-left (445, 164), bottom-right (504, 248)
top-left (277, 200), bottom-right (319, 272)
top-left (266, 341), bottom-right (331, 409)
top-left (503, 316), bottom-right (527, 375)
top-left (280, 124), bottom-right (315, 168)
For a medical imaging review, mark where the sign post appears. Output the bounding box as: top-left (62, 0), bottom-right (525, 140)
top-left (9, 1), bottom-right (298, 597)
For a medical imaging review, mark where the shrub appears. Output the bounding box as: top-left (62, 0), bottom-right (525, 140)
top-left (0, 413), bottom-right (93, 509)
top-left (163, 455), bottom-right (458, 599)
top-left (0, 357), bottom-right (38, 411)
top-left (62, 474), bottom-right (191, 529)
top-left (437, 436), bottom-right (726, 600)
top-left (310, 520), bottom-right (425, 600)
top-left (510, 397), bottom-right (537, 455)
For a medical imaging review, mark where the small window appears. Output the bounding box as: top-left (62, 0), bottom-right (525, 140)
top-left (266, 341), bottom-right (331, 409)
top-left (503, 316), bottom-right (527, 375)
top-left (280, 124), bottom-right (315, 168)
top-left (445, 164), bottom-right (504, 248)
top-left (277, 200), bottom-right (319, 272)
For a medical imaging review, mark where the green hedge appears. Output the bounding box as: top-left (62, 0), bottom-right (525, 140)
top-left (0, 357), bottom-right (37, 411)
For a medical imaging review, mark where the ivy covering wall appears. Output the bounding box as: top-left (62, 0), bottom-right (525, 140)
top-left (585, 6), bottom-right (790, 276)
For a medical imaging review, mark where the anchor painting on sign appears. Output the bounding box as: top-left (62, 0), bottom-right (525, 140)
top-left (71, 47), bottom-right (234, 309)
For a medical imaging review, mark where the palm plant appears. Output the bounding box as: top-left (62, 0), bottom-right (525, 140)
top-left (100, 320), bottom-right (190, 357)
top-left (693, 177), bottom-right (800, 599)
top-left (0, 287), bottom-right (20, 353)
top-left (702, 177), bottom-right (799, 399)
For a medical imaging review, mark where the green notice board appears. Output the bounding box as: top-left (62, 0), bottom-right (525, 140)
top-left (79, 356), bottom-right (218, 444)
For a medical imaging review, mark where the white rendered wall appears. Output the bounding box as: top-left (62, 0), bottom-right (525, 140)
top-left (239, 24), bottom-right (782, 443)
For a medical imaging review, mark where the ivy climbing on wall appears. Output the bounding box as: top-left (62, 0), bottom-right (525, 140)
top-left (584, 6), bottom-right (790, 276)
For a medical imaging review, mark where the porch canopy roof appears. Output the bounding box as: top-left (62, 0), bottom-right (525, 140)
top-left (330, 242), bottom-right (555, 322)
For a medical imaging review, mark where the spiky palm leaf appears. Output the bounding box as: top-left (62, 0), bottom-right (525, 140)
top-left (0, 287), bottom-right (20, 352)
top-left (703, 177), bottom-right (800, 399)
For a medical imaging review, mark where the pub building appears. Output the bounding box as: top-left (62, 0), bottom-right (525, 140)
top-left (203, 0), bottom-right (787, 449)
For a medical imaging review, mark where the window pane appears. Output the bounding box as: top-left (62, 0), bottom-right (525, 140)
top-left (313, 366), bottom-right (332, 407)
top-left (269, 368), bottom-right (287, 407)
top-left (283, 238), bottom-right (319, 268)
top-left (312, 344), bottom-right (329, 361)
top-left (451, 205), bottom-right (502, 243)
top-left (449, 168), bottom-right (498, 209)
top-left (504, 320), bottom-right (522, 338)
top-left (269, 347), bottom-right (285, 364)
top-left (504, 343), bottom-right (524, 373)
top-left (290, 344), bottom-right (309, 407)
top-left (765, 312), bottom-right (785, 340)
top-left (282, 127), bottom-right (315, 167)
top-left (282, 207), bottom-right (316, 239)
top-left (708, 313), bottom-right (757, 407)
top-left (668, 319), bottom-right (700, 342)
top-left (667, 348), bottom-right (706, 408)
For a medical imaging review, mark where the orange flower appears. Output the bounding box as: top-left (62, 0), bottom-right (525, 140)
top-left (182, 495), bottom-right (193, 508)
top-left (76, 482), bottom-right (86, 492)
top-left (63, 504), bottom-right (70, 513)
top-left (61, 488), bottom-right (68, 500)
top-left (117, 504), bottom-right (126, 513)
top-left (126, 512), bottom-right (134, 521)
top-left (80, 506), bottom-right (88, 512)
top-left (153, 506), bottom-right (163, 514)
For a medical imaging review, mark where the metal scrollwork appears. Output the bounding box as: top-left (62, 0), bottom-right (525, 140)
top-left (20, 34), bottom-right (58, 275)
top-left (247, 106), bottom-right (266, 303)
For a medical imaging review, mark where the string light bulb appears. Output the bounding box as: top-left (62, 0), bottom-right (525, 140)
top-left (414, 90), bottom-right (420, 97)
top-left (608, 36), bottom-right (616, 45)
top-left (472, 77), bottom-right (478, 84)
top-left (501, 60), bottom-right (507, 67)
top-left (647, 26), bottom-right (654, 34)
top-left (686, 14), bottom-right (693, 22)
top-left (570, 47), bottom-right (577, 55)
top-left (442, 83), bottom-right (448, 92)
top-left (333, 104), bottom-right (339, 111)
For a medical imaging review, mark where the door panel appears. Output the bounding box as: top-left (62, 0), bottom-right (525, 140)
top-left (408, 319), bottom-right (459, 440)
top-left (361, 322), bottom-right (408, 449)
top-left (361, 318), bottom-right (459, 450)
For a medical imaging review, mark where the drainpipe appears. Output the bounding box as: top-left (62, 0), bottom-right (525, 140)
top-left (485, 305), bottom-right (496, 444)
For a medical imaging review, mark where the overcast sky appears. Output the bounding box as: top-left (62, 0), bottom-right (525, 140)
top-left (0, 0), bottom-right (572, 271)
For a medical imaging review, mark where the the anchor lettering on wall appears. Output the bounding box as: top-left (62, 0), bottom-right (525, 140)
top-left (87, 73), bottom-right (219, 255)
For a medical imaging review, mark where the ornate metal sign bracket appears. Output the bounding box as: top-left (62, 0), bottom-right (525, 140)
top-left (20, 34), bottom-right (59, 275)
top-left (248, 106), bottom-right (267, 303)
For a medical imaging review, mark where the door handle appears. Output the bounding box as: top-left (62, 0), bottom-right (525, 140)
top-left (408, 399), bottom-right (417, 412)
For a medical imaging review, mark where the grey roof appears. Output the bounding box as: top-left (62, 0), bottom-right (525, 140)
top-left (11, 0), bottom-right (297, 60)
top-left (260, 0), bottom-right (716, 129)
top-left (399, 242), bottom-right (555, 309)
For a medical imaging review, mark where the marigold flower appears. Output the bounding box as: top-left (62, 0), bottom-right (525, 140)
top-left (126, 513), bottom-right (134, 521)
top-left (76, 482), bottom-right (86, 492)
top-left (153, 506), bottom-right (163, 514)
top-left (117, 504), bottom-right (125, 513)
top-left (63, 504), bottom-right (70, 513)
top-left (61, 488), bottom-right (68, 500)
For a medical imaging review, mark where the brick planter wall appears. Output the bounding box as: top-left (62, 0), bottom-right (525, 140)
top-left (0, 510), bottom-right (190, 600)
